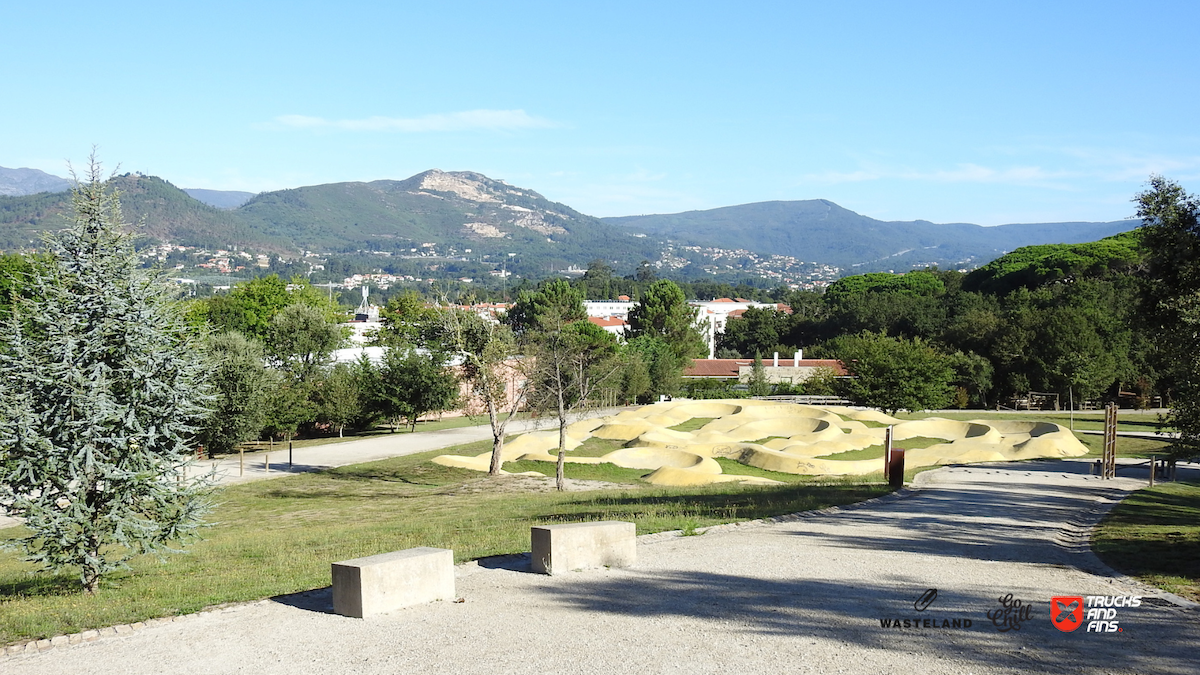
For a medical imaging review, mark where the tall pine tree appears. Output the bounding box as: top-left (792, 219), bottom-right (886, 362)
top-left (0, 157), bottom-right (211, 593)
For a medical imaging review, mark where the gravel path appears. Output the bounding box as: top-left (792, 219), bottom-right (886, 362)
top-left (0, 410), bottom-right (627, 529)
top-left (5, 458), bottom-right (1197, 674)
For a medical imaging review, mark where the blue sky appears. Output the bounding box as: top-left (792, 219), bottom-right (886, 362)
top-left (3, 1), bottom-right (1197, 225)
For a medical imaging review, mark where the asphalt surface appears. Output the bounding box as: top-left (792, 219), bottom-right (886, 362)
top-left (4, 458), bottom-right (1197, 675)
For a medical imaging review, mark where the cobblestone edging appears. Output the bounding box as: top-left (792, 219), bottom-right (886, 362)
top-left (2, 601), bottom-right (269, 659)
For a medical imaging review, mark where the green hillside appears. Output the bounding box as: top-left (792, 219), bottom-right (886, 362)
top-left (605, 200), bottom-right (1136, 271)
top-left (0, 170), bottom-right (658, 275)
top-left (961, 230), bottom-right (1145, 295)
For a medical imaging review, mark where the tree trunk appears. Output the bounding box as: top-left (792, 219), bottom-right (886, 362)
top-left (487, 397), bottom-right (504, 475)
top-left (556, 384), bottom-right (567, 491)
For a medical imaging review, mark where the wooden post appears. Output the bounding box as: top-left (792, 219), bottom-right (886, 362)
top-left (239, 448), bottom-right (244, 477)
top-left (1103, 403), bottom-right (1118, 479)
top-left (883, 426), bottom-right (893, 480)
top-left (265, 453), bottom-right (270, 473)
top-left (1148, 456), bottom-right (1156, 488)
top-left (289, 440), bottom-right (294, 468)
top-left (888, 449), bottom-right (905, 489)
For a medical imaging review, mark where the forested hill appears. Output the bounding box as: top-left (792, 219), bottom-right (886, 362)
top-left (0, 174), bottom-right (258, 250)
top-left (231, 169), bottom-right (657, 265)
top-left (604, 200), bottom-right (1135, 271)
top-left (0, 170), bottom-right (661, 273)
top-left (0, 167), bottom-right (1139, 278)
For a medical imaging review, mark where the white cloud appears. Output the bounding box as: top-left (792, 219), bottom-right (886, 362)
top-left (274, 109), bottom-right (557, 133)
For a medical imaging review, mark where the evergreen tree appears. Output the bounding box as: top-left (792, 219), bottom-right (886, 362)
top-left (748, 353), bottom-right (771, 397)
top-left (627, 280), bottom-right (707, 359)
top-left (369, 347), bottom-right (460, 432)
top-left (196, 331), bottom-right (271, 455)
top-left (0, 159), bottom-right (211, 593)
top-left (503, 279), bottom-right (586, 335)
top-left (313, 362), bottom-right (368, 437)
top-left (830, 331), bottom-right (954, 414)
top-left (1136, 176), bottom-right (1200, 464)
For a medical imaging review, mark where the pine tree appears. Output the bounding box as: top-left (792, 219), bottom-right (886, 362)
top-left (0, 158), bottom-right (212, 593)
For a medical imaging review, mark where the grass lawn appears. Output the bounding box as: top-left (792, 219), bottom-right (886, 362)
top-left (894, 409), bottom-right (1170, 435)
top-left (814, 436), bottom-right (946, 461)
top-left (1072, 433), bottom-right (1175, 460)
top-left (1092, 481), bottom-right (1200, 602)
top-left (668, 417), bottom-right (717, 432)
top-left (0, 442), bottom-right (892, 646)
top-left (233, 412), bottom-right (541, 455)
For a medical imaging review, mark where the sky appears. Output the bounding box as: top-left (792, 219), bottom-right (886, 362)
top-left (3, 1), bottom-right (1198, 225)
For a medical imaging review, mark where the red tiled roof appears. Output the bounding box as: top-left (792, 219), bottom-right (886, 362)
top-left (588, 316), bottom-right (628, 328)
top-left (683, 358), bottom-right (848, 378)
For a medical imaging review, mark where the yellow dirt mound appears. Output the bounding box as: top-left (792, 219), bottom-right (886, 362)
top-left (893, 418), bottom-right (1003, 443)
top-left (601, 447), bottom-right (722, 473)
top-left (435, 399), bottom-right (1090, 482)
top-left (643, 466), bottom-right (782, 486)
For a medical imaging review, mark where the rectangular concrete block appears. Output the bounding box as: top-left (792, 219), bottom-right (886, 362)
top-left (531, 521), bottom-right (636, 575)
top-left (332, 547), bottom-right (455, 618)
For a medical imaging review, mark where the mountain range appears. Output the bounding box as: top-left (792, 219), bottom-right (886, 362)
top-left (0, 164), bottom-right (1138, 277)
top-left (0, 167), bottom-right (71, 197)
top-left (605, 201), bottom-right (1133, 270)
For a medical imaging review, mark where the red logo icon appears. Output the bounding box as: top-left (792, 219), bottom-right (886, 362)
top-left (1051, 596), bottom-right (1084, 632)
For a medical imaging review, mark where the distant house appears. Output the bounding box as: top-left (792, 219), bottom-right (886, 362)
top-left (588, 315), bottom-right (629, 337)
top-left (684, 355), bottom-right (846, 384)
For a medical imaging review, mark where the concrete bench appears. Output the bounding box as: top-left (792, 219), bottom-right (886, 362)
top-left (531, 521), bottom-right (636, 575)
top-left (331, 547), bottom-right (455, 618)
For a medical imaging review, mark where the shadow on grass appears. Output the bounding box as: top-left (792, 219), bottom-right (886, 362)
top-left (0, 572), bottom-right (80, 599)
top-left (556, 483), bottom-right (892, 524)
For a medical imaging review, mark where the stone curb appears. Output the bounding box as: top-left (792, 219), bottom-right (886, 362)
top-left (1, 601), bottom-right (269, 659)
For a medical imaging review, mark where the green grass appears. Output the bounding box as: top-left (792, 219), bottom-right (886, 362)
top-left (502, 460), bottom-right (651, 484)
top-left (1073, 433), bottom-right (1175, 459)
top-left (668, 417), bottom-right (717, 432)
top-left (233, 413), bottom-right (538, 455)
top-left (561, 437), bottom-right (627, 457)
top-left (713, 457), bottom-right (811, 483)
top-left (0, 445), bottom-right (892, 645)
top-left (894, 409), bottom-right (1171, 434)
top-left (1093, 481), bottom-right (1200, 602)
top-left (814, 436), bottom-right (946, 461)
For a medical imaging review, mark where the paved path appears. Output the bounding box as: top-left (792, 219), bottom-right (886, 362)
top-left (5, 458), bottom-right (1197, 674)
top-left (0, 411), bottom-right (626, 529)
top-left (180, 414), bottom-right (592, 487)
